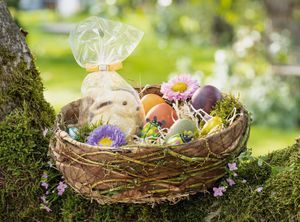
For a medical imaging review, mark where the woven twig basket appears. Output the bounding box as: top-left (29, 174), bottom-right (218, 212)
top-left (49, 85), bottom-right (250, 204)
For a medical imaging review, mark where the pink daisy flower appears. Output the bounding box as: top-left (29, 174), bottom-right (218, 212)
top-left (161, 75), bottom-right (199, 101)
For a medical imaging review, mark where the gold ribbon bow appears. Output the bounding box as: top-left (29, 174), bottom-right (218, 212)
top-left (85, 63), bottom-right (123, 72)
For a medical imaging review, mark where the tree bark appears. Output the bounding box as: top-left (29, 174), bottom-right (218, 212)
top-left (0, 1), bottom-right (54, 216)
top-left (0, 0), bottom-right (38, 120)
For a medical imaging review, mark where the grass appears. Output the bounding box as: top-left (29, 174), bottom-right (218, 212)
top-left (15, 10), bottom-right (300, 156)
top-left (248, 126), bottom-right (299, 156)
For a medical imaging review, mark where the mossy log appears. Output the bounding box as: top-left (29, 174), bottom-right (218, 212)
top-left (0, 1), bottom-right (299, 221)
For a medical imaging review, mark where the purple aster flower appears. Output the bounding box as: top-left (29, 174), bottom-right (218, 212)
top-left (257, 187), bottom-right (263, 193)
top-left (213, 186), bottom-right (226, 197)
top-left (41, 182), bottom-right (49, 190)
top-left (57, 181), bottom-right (67, 196)
top-left (161, 75), bottom-right (199, 101)
top-left (228, 162), bottom-right (238, 171)
top-left (58, 190), bottom-right (64, 196)
top-left (226, 178), bottom-right (236, 186)
top-left (86, 125), bottom-right (127, 147)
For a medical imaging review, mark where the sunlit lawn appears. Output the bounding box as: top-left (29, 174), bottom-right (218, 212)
top-left (17, 10), bottom-right (299, 156)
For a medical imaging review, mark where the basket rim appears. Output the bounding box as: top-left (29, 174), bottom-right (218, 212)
top-left (55, 100), bottom-right (249, 153)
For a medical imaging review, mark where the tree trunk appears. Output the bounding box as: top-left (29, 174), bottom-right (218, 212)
top-left (0, 0), bottom-right (54, 219)
top-left (0, 0), bottom-right (31, 119)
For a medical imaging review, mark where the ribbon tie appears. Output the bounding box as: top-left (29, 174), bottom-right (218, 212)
top-left (85, 63), bottom-right (123, 72)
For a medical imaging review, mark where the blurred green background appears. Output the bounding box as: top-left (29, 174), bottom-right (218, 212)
top-left (8, 0), bottom-right (300, 156)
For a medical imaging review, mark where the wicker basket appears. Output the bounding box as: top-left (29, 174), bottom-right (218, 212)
top-left (49, 85), bottom-right (250, 204)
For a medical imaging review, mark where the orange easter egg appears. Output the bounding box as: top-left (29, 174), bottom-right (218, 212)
top-left (141, 94), bottom-right (166, 114)
top-left (146, 103), bottom-right (178, 128)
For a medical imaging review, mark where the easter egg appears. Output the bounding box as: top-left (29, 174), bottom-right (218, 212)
top-left (166, 131), bottom-right (194, 145)
top-left (166, 119), bottom-right (197, 139)
top-left (68, 127), bottom-right (79, 140)
top-left (166, 134), bottom-right (185, 145)
top-left (141, 94), bottom-right (166, 114)
top-left (191, 85), bottom-right (222, 114)
top-left (146, 103), bottom-right (178, 128)
top-left (140, 120), bottom-right (161, 139)
top-left (201, 116), bottom-right (222, 136)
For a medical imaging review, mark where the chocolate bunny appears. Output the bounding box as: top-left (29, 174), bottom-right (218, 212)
top-left (79, 71), bottom-right (144, 137)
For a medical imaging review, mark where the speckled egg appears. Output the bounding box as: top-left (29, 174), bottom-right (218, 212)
top-left (68, 127), bottom-right (79, 140)
top-left (146, 103), bottom-right (177, 128)
top-left (166, 119), bottom-right (197, 139)
top-left (141, 94), bottom-right (166, 115)
top-left (191, 85), bottom-right (222, 114)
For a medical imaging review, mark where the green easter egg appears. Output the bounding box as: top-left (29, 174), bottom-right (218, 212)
top-left (140, 121), bottom-right (160, 139)
top-left (166, 134), bottom-right (185, 145)
top-left (166, 119), bottom-right (197, 139)
top-left (166, 131), bottom-right (194, 145)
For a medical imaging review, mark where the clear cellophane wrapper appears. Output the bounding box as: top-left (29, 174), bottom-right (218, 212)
top-left (69, 16), bottom-right (145, 137)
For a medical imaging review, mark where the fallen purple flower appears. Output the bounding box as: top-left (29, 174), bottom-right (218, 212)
top-left (226, 178), bottom-right (236, 186)
top-left (42, 172), bottom-right (48, 179)
top-left (213, 186), bottom-right (226, 197)
top-left (41, 182), bottom-right (49, 190)
top-left (257, 187), bottom-right (263, 193)
top-left (57, 181), bottom-right (67, 196)
top-left (228, 162), bottom-right (238, 171)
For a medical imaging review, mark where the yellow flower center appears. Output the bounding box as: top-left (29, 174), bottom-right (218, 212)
top-left (171, 82), bottom-right (188, 93)
top-left (98, 137), bottom-right (113, 146)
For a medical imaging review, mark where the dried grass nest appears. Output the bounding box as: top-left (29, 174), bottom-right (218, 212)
top-left (49, 85), bottom-right (250, 205)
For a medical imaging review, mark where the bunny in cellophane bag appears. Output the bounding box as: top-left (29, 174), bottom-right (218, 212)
top-left (69, 16), bottom-right (145, 139)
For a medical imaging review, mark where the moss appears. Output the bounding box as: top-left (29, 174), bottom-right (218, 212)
top-left (0, 108), bottom-right (56, 221)
top-left (210, 94), bottom-right (243, 126)
top-left (0, 47), bottom-right (55, 221)
top-left (75, 122), bottom-right (103, 143)
top-left (0, 47), bottom-right (54, 128)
